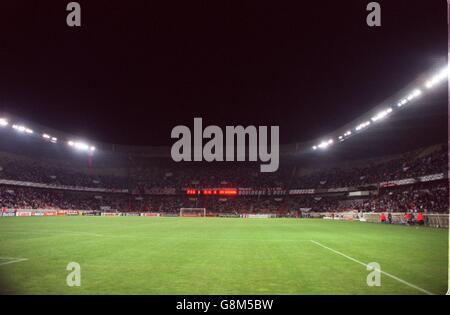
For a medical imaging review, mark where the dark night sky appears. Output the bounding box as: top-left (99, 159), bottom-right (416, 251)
top-left (0, 0), bottom-right (447, 147)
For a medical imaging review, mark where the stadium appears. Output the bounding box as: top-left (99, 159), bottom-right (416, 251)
top-left (0, 1), bottom-right (448, 297)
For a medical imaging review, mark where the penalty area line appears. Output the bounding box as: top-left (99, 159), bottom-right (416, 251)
top-left (309, 240), bottom-right (434, 295)
top-left (0, 257), bottom-right (28, 267)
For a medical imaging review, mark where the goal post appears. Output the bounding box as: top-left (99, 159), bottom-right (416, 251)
top-left (180, 208), bottom-right (207, 217)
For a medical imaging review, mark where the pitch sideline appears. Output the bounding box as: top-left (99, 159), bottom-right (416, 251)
top-left (309, 240), bottom-right (434, 295)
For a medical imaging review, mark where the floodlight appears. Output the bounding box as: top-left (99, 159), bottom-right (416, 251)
top-left (12, 124), bottom-right (33, 134)
top-left (316, 139), bottom-right (333, 149)
top-left (426, 66), bottom-right (448, 88)
top-left (397, 99), bottom-right (407, 107)
top-left (74, 142), bottom-right (89, 150)
top-left (0, 118), bottom-right (8, 127)
top-left (68, 140), bottom-right (95, 152)
top-left (404, 89), bottom-right (422, 102)
top-left (371, 108), bottom-right (392, 122)
top-left (355, 121), bottom-right (370, 131)
top-left (412, 89), bottom-right (421, 97)
top-left (43, 134), bottom-right (57, 143)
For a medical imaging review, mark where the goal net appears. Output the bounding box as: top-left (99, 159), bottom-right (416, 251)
top-left (180, 208), bottom-right (206, 217)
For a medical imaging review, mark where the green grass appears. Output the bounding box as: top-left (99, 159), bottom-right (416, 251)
top-left (0, 216), bottom-right (447, 295)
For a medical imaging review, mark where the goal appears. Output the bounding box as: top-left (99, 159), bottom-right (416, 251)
top-left (180, 208), bottom-right (207, 217)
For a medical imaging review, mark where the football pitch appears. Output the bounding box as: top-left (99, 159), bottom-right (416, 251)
top-left (0, 216), bottom-right (447, 295)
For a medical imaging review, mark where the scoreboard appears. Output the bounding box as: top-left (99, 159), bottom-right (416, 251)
top-left (186, 188), bottom-right (238, 196)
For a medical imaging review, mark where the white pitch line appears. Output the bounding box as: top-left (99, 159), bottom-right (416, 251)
top-left (309, 240), bottom-right (434, 295)
top-left (0, 258), bottom-right (28, 267)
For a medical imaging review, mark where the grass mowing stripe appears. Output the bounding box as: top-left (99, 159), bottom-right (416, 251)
top-left (309, 240), bottom-right (434, 295)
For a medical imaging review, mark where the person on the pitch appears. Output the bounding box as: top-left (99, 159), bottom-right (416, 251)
top-left (404, 212), bottom-right (413, 225)
top-left (416, 212), bottom-right (424, 225)
top-left (380, 212), bottom-right (387, 223)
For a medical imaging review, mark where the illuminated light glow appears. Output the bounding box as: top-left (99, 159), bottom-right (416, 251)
top-left (0, 118), bottom-right (8, 127)
top-left (311, 65), bottom-right (445, 151)
top-left (68, 140), bottom-right (95, 152)
top-left (406, 89), bottom-right (422, 101)
top-left (12, 124), bottom-right (33, 134)
top-left (439, 65), bottom-right (448, 76)
top-left (412, 89), bottom-right (422, 97)
top-left (315, 138), bottom-right (334, 149)
top-left (397, 99), bottom-right (408, 107)
top-left (371, 108), bottom-right (393, 122)
top-left (12, 125), bottom-right (25, 132)
top-left (355, 121), bottom-right (370, 131)
top-left (43, 134), bottom-right (57, 143)
top-left (425, 66), bottom-right (448, 89)
top-left (74, 142), bottom-right (89, 150)
top-left (402, 89), bottom-right (423, 103)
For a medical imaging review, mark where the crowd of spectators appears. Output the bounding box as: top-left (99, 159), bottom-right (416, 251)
top-left (0, 145), bottom-right (448, 213)
top-left (0, 186), bottom-right (130, 211)
top-left (291, 145), bottom-right (447, 188)
top-left (1, 145), bottom-right (447, 190)
top-left (357, 182), bottom-right (448, 213)
top-left (0, 156), bottom-right (126, 189)
top-left (1, 181), bottom-right (447, 213)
